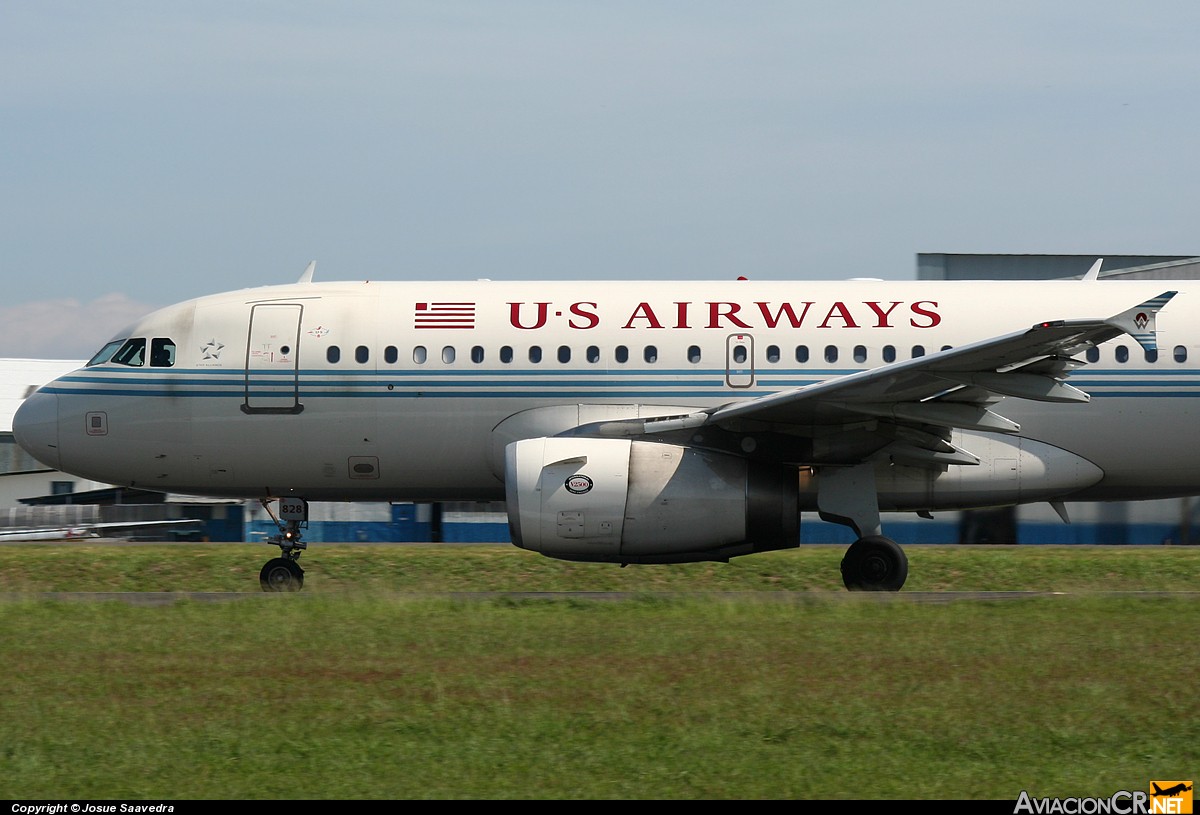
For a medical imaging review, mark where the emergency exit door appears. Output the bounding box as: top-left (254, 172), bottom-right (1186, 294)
top-left (726, 333), bottom-right (755, 388)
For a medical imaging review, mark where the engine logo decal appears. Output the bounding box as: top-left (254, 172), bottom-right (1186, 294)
top-left (565, 475), bottom-right (593, 494)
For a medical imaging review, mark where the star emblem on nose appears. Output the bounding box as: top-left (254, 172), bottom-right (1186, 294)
top-left (201, 339), bottom-right (225, 360)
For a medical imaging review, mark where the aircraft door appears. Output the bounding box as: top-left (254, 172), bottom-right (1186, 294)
top-left (243, 303), bottom-right (304, 414)
top-left (726, 333), bottom-right (755, 388)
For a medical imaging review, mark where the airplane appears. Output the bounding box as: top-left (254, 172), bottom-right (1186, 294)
top-left (1152, 783), bottom-right (1193, 797)
top-left (0, 519), bottom-right (203, 542)
top-left (0, 526), bottom-right (98, 541)
top-left (1152, 782), bottom-right (1190, 796)
top-left (9, 260), bottom-right (1196, 592)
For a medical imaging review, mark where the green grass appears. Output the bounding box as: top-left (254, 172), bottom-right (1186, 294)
top-left (0, 543), bottom-right (1196, 800)
top-left (0, 541), bottom-right (1198, 593)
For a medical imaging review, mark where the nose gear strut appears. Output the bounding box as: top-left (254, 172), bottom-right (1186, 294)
top-left (258, 498), bottom-right (307, 592)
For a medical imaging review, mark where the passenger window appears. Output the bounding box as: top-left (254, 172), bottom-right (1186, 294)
top-left (500, 346), bottom-right (513, 363)
top-left (824, 345), bottom-right (838, 364)
top-left (149, 338), bottom-right (175, 368)
top-left (384, 346), bottom-right (398, 364)
top-left (644, 345), bottom-right (657, 363)
top-left (471, 346), bottom-right (484, 363)
top-left (1115, 345), bottom-right (1129, 363)
top-left (1085, 347), bottom-right (1099, 363)
top-left (413, 346), bottom-right (427, 364)
top-left (442, 346), bottom-right (456, 364)
top-left (112, 338), bottom-right (146, 367)
top-left (733, 346), bottom-right (747, 364)
top-left (615, 345), bottom-right (629, 363)
top-left (688, 345), bottom-right (701, 363)
top-left (941, 345), bottom-right (952, 352)
top-left (1175, 345), bottom-right (1188, 362)
top-left (795, 346), bottom-right (809, 363)
top-left (87, 340), bottom-right (125, 367)
top-left (355, 345), bottom-right (369, 364)
top-left (912, 345), bottom-right (925, 358)
top-left (1144, 348), bottom-right (1158, 363)
top-left (883, 345), bottom-right (896, 363)
top-left (558, 346), bottom-right (571, 363)
top-left (529, 346), bottom-right (542, 363)
top-left (587, 346), bottom-right (600, 363)
top-left (766, 345), bottom-right (780, 363)
top-left (327, 346), bottom-right (341, 364)
top-left (853, 345), bottom-right (867, 363)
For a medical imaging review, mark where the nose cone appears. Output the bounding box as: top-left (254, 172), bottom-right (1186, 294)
top-left (12, 391), bottom-right (61, 471)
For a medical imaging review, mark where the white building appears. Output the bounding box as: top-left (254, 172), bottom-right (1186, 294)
top-left (0, 358), bottom-right (106, 517)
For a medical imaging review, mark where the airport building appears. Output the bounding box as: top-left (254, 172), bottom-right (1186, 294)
top-left (0, 359), bottom-right (245, 540)
top-left (3, 253), bottom-right (1199, 544)
top-left (0, 359), bottom-right (88, 509)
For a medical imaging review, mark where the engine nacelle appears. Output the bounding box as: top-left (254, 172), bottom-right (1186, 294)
top-left (505, 437), bottom-right (799, 564)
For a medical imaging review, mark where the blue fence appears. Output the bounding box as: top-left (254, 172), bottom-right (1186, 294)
top-left (243, 506), bottom-right (1188, 546)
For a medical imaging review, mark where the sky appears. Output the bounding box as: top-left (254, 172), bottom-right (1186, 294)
top-left (4, 1), bottom-right (1200, 358)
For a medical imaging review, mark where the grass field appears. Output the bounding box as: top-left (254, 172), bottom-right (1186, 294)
top-left (0, 543), bottom-right (1196, 800)
top-left (1, 540), bottom-right (1198, 593)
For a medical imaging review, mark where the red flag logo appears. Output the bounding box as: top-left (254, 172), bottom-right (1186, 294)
top-left (415, 302), bottom-right (476, 329)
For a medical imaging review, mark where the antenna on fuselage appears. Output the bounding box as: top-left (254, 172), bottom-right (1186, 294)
top-left (298, 260), bottom-right (316, 284)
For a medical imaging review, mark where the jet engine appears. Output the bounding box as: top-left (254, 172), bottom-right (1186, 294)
top-left (504, 437), bottom-right (799, 564)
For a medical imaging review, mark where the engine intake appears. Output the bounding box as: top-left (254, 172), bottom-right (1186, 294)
top-left (505, 437), bottom-right (799, 564)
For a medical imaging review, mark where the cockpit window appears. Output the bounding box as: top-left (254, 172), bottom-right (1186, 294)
top-left (87, 340), bottom-right (125, 367)
top-left (111, 338), bottom-right (147, 367)
top-left (149, 338), bottom-right (176, 367)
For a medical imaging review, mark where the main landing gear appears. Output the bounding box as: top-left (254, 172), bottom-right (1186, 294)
top-left (840, 535), bottom-right (908, 592)
top-left (258, 498), bottom-right (307, 592)
top-left (817, 462), bottom-right (909, 592)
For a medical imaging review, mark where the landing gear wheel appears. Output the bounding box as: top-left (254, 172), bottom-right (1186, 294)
top-left (260, 557), bottom-right (305, 592)
top-left (841, 535), bottom-right (908, 592)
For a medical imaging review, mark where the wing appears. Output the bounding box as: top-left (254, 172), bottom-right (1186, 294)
top-left (0, 518), bottom-right (204, 542)
top-left (564, 291), bottom-right (1177, 468)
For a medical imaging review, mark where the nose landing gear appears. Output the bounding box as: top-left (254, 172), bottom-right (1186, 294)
top-left (260, 553), bottom-right (304, 592)
top-left (258, 498), bottom-right (308, 592)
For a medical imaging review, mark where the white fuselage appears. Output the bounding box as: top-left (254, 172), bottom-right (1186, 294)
top-left (13, 278), bottom-right (1200, 508)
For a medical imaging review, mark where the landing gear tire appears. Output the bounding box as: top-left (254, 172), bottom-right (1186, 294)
top-left (260, 557), bottom-right (305, 592)
top-left (841, 535), bottom-right (907, 592)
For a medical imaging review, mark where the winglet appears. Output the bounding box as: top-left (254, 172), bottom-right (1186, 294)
top-left (1106, 291), bottom-right (1177, 352)
top-left (298, 261), bottom-right (316, 284)
top-left (1082, 258), bottom-right (1103, 281)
